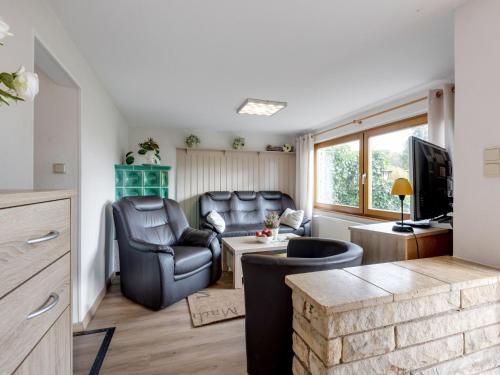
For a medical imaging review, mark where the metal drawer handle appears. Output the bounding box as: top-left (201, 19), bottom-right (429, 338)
top-left (27, 293), bottom-right (59, 320)
top-left (26, 230), bottom-right (60, 245)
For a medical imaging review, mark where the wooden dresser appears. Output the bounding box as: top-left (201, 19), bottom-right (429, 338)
top-left (0, 190), bottom-right (75, 374)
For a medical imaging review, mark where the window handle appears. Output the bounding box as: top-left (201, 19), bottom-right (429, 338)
top-left (362, 173), bottom-right (367, 185)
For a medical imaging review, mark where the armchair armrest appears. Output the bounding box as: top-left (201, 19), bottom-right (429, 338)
top-left (301, 217), bottom-right (311, 226)
top-left (179, 227), bottom-right (217, 248)
top-left (200, 221), bottom-right (216, 232)
top-left (129, 237), bottom-right (175, 255)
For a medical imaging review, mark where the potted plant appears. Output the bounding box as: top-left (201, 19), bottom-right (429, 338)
top-left (185, 134), bottom-right (201, 148)
top-left (264, 212), bottom-right (280, 240)
top-left (0, 18), bottom-right (39, 105)
top-left (233, 137), bottom-right (245, 150)
top-left (138, 137), bottom-right (161, 165)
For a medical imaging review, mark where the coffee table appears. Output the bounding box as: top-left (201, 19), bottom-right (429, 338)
top-left (222, 234), bottom-right (299, 288)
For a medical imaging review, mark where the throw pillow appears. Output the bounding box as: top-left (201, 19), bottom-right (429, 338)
top-left (207, 210), bottom-right (226, 233)
top-left (280, 208), bottom-right (304, 230)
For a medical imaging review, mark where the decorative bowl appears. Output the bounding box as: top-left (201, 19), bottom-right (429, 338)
top-left (256, 236), bottom-right (272, 244)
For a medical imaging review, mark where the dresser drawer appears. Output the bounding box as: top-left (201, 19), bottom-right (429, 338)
top-left (0, 199), bottom-right (70, 298)
top-left (0, 253), bottom-right (70, 374)
top-left (14, 308), bottom-right (71, 375)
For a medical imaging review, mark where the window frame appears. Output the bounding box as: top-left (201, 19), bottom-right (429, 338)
top-left (314, 132), bottom-right (364, 215)
top-left (314, 114), bottom-right (428, 220)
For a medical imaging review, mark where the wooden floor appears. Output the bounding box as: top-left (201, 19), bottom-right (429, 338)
top-left (75, 274), bottom-right (246, 374)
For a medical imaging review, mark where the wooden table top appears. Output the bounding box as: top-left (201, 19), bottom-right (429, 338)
top-left (349, 221), bottom-right (451, 238)
top-left (222, 234), bottom-right (300, 255)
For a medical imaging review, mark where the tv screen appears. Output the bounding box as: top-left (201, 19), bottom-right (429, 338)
top-left (409, 137), bottom-right (452, 221)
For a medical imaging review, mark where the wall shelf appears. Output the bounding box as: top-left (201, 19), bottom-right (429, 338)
top-left (176, 147), bottom-right (295, 155)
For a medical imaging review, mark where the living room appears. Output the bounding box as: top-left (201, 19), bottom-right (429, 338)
top-left (0, 0), bottom-right (499, 374)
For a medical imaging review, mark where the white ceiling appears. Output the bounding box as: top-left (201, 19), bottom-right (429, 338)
top-left (47, 0), bottom-right (465, 134)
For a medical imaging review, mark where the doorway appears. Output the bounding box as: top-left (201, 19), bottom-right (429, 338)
top-left (34, 37), bottom-right (81, 325)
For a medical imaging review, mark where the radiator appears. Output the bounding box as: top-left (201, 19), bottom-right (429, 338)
top-left (312, 215), bottom-right (365, 241)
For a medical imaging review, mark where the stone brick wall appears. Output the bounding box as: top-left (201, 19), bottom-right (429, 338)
top-left (291, 282), bottom-right (500, 374)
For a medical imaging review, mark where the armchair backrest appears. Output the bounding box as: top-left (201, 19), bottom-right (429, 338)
top-left (241, 238), bottom-right (363, 374)
top-left (113, 196), bottom-right (190, 246)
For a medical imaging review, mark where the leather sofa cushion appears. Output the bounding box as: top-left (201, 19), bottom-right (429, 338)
top-left (221, 224), bottom-right (264, 238)
top-left (262, 199), bottom-right (283, 216)
top-left (234, 191), bottom-right (257, 200)
top-left (231, 195), bottom-right (263, 225)
top-left (208, 191), bottom-right (232, 201)
top-left (173, 246), bottom-right (213, 275)
top-left (127, 196), bottom-right (164, 210)
top-left (260, 191), bottom-right (282, 200)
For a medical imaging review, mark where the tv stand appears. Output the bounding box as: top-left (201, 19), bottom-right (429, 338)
top-left (349, 221), bottom-right (452, 264)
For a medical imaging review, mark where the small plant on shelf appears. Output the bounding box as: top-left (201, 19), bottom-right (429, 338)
top-left (232, 137), bottom-right (245, 150)
top-left (125, 151), bottom-right (135, 165)
top-left (185, 134), bottom-right (201, 148)
top-left (138, 137), bottom-right (161, 164)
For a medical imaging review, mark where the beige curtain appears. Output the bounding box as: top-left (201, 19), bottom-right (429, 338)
top-left (428, 84), bottom-right (455, 160)
top-left (295, 134), bottom-right (314, 218)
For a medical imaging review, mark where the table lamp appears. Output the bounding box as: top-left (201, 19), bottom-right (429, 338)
top-left (391, 178), bottom-right (413, 233)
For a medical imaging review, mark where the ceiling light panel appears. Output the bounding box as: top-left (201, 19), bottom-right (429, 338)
top-left (237, 98), bottom-right (287, 116)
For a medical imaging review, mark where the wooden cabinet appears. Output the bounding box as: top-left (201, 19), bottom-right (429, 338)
top-left (0, 190), bottom-right (74, 375)
top-left (14, 309), bottom-right (72, 375)
top-left (349, 221), bottom-right (452, 264)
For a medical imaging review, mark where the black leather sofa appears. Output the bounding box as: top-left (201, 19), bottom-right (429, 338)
top-left (199, 191), bottom-right (311, 239)
top-left (242, 238), bottom-right (363, 374)
top-left (113, 196), bottom-right (221, 310)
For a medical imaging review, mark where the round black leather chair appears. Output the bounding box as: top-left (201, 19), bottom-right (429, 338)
top-left (241, 237), bottom-right (363, 375)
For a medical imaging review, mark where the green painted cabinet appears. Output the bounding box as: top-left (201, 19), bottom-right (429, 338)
top-left (115, 164), bottom-right (171, 200)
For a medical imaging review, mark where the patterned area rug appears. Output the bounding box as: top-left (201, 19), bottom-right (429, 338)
top-left (187, 287), bottom-right (245, 327)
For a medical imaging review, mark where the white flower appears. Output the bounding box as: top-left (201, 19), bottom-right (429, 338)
top-left (13, 67), bottom-right (39, 101)
top-left (0, 18), bottom-right (14, 41)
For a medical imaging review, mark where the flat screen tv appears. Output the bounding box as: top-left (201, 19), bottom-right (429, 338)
top-left (409, 136), bottom-right (453, 221)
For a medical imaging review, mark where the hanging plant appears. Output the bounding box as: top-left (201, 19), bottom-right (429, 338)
top-left (185, 134), bottom-right (201, 148)
top-left (0, 18), bottom-right (39, 105)
top-left (138, 137), bottom-right (161, 165)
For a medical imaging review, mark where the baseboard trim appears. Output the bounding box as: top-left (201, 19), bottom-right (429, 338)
top-left (73, 276), bottom-right (113, 333)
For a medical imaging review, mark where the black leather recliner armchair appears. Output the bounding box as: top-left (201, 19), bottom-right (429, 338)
top-left (113, 196), bottom-right (222, 310)
top-left (241, 238), bottom-right (363, 374)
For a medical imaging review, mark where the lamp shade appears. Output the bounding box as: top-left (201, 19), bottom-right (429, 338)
top-left (391, 178), bottom-right (413, 196)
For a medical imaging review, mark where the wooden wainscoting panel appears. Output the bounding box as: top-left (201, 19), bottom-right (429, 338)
top-left (176, 149), bottom-right (296, 227)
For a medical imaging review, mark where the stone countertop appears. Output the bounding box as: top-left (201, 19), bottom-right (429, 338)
top-left (285, 256), bottom-right (500, 314)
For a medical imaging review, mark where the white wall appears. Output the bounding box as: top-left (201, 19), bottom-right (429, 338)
top-left (454, 0), bottom-right (500, 268)
top-left (34, 68), bottom-right (78, 189)
top-left (128, 126), bottom-right (295, 199)
top-left (0, 0), bottom-right (129, 323)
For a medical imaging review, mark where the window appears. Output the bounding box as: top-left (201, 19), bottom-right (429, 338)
top-left (314, 114), bottom-right (428, 219)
